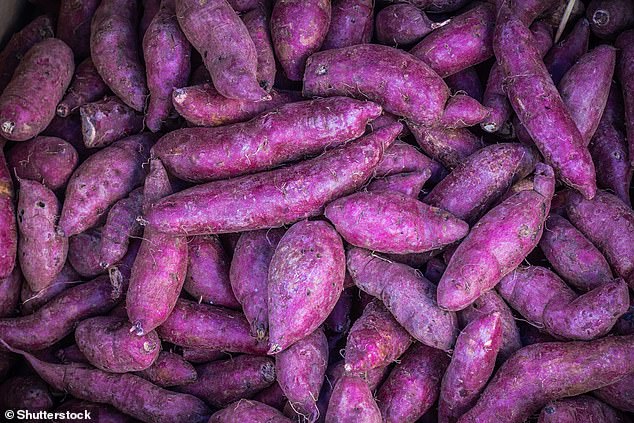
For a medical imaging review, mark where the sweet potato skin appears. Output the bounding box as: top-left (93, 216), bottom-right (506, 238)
top-left (146, 124), bottom-right (399, 235)
top-left (587, 0), bottom-right (634, 39)
top-left (0, 148), bottom-right (16, 279)
top-left (375, 4), bottom-right (435, 47)
top-left (616, 30), bottom-right (634, 167)
top-left (538, 395), bottom-right (626, 423)
top-left (99, 187), bottom-right (144, 268)
top-left (242, 4), bottom-right (276, 92)
top-left (440, 94), bottom-right (491, 129)
top-left (458, 335), bottom-right (634, 423)
top-left (0, 267), bottom-right (21, 317)
top-left (135, 351), bottom-right (197, 387)
top-left (57, 0), bottom-right (101, 59)
top-left (56, 58), bottom-right (109, 118)
top-left (594, 372), bottom-right (634, 413)
top-left (303, 44), bottom-right (449, 126)
top-left (154, 97), bottom-right (382, 182)
top-left (80, 97), bottom-right (144, 149)
top-left (322, 0), bottom-right (374, 50)
top-left (209, 400), bottom-right (292, 423)
top-left (326, 191), bottom-right (468, 255)
top-left (0, 374), bottom-right (53, 412)
top-left (367, 170), bottom-right (430, 198)
top-left (0, 38), bottom-right (74, 142)
top-left (544, 18), bottom-right (591, 86)
top-left (446, 67), bottom-right (483, 103)
top-left (374, 140), bottom-right (444, 182)
top-left (55, 399), bottom-right (135, 423)
top-left (180, 348), bottom-right (225, 364)
top-left (377, 343), bottom-right (449, 423)
top-left (325, 375), bottom-right (382, 423)
top-left (409, 125), bottom-right (484, 169)
top-left (268, 220), bottom-right (345, 353)
top-left (68, 228), bottom-right (103, 278)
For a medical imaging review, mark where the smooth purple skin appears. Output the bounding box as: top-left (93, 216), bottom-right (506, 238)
top-left (345, 299), bottom-right (412, 373)
top-left (375, 4), bottom-right (435, 47)
top-left (210, 400), bottom-right (292, 423)
top-left (377, 344), bottom-right (449, 423)
top-left (253, 382), bottom-right (287, 411)
top-left (99, 187), bottom-right (143, 268)
top-left (459, 335), bottom-right (634, 423)
top-left (143, 0), bottom-right (191, 132)
top-left (495, 12), bottom-right (596, 199)
top-left (91, 0), bottom-right (147, 111)
top-left (566, 190), bottom-right (634, 288)
top-left (276, 328), bottom-right (328, 418)
top-left (559, 45), bottom-right (616, 145)
top-left (0, 38), bottom-right (74, 142)
top-left (325, 375), bottom-right (382, 423)
top-left (594, 372), bottom-right (634, 413)
top-left (409, 125), bottom-right (483, 170)
top-left (539, 214), bottom-right (613, 291)
top-left (0, 374), bottom-right (53, 411)
top-left (55, 399), bottom-right (135, 423)
top-left (0, 15), bottom-right (54, 94)
top-left (374, 140), bottom-right (443, 181)
top-left (367, 170), bottom-right (430, 198)
top-left (147, 123), bottom-right (399, 235)
top-left (0, 267), bottom-right (20, 317)
top-left (303, 44), bottom-right (449, 126)
top-left (177, 0), bottom-right (268, 101)
top-left (56, 343), bottom-right (89, 364)
top-left (424, 143), bottom-right (538, 224)
top-left (458, 290), bottom-right (521, 362)
top-left (438, 164), bottom-right (555, 311)
top-left (268, 221), bottom-right (345, 353)
top-left (75, 315), bottom-right (160, 373)
top-left (440, 95), bottom-right (491, 129)
top-left (538, 396), bottom-right (626, 423)
top-left (322, 0), bottom-right (373, 50)
top-left (56, 58), bottom-right (108, 118)
top-left (180, 348), bottom-right (226, 364)
top-left (242, 4), bottom-right (276, 92)
top-left (410, 3), bottom-right (495, 78)
top-left (326, 190), bottom-right (468, 255)
top-left (230, 228), bottom-right (285, 340)
top-left (445, 68), bottom-right (483, 103)
top-left (57, 0), bottom-right (101, 59)
top-left (17, 179), bottom-right (67, 293)
top-left (68, 228), bottom-right (103, 278)
top-left (184, 235), bottom-right (239, 308)
top-left (154, 97), bottom-right (382, 182)
top-left (439, 313), bottom-right (502, 423)
top-left (616, 30), bottom-right (634, 168)
top-left (60, 134), bottom-right (150, 237)
top-left (157, 299), bottom-right (268, 354)
top-left (590, 84), bottom-right (631, 204)
top-left (0, 275), bottom-right (120, 351)
top-left (0, 146), bottom-right (16, 279)
top-left (347, 248), bottom-right (458, 350)
top-left (544, 18), bottom-right (590, 86)
top-left (80, 97), bottom-right (144, 149)
top-left (325, 286), bottom-right (354, 334)
top-left (271, 0), bottom-right (331, 81)
top-left (136, 351), bottom-right (197, 387)
top-left (587, 0), bottom-right (634, 39)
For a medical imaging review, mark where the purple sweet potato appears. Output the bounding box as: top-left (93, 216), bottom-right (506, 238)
top-left (56, 59), bottom-right (109, 118)
top-left (60, 133), bottom-right (151, 237)
top-left (458, 290), bottom-right (521, 362)
top-left (587, 0), bottom-right (634, 39)
top-left (0, 275), bottom-right (120, 351)
top-left (440, 94), bottom-right (491, 129)
top-left (157, 299), bottom-right (268, 353)
top-left (68, 228), bottom-right (103, 278)
top-left (177, 354), bottom-right (275, 407)
top-left (91, 0), bottom-right (148, 111)
top-left (57, 0), bottom-right (101, 59)
top-left (154, 97), bottom-right (381, 182)
top-left (375, 4), bottom-right (437, 47)
top-left (143, 0), bottom-right (191, 132)
top-left (5, 345), bottom-right (211, 423)
top-left (139, 0), bottom-right (162, 39)
top-left (439, 313), bottom-right (502, 423)
top-left (210, 400), bottom-right (292, 423)
top-left (410, 3), bottom-right (495, 78)
top-left (0, 147), bottom-right (15, 279)
top-left (458, 335), bottom-right (634, 423)
top-left (76, 315), bottom-right (160, 373)
top-left (374, 140), bottom-right (443, 181)
top-left (303, 44), bottom-right (449, 125)
top-left (20, 263), bottom-right (79, 315)
top-left (43, 114), bottom-right (90, 161)
top-left (559, 45), bottom-right (616, 145)
top-left (0, 374), bottom-right (53, 412)
top-left (242, 4), bottom-right (276, 92)
top-left (253, 382), bottom-right (287, 411)
top-left (495, 11), bottom-right (596, 198)
top-left (344, 299), bottom-right (412, 373)
top-left (409, 125), bottom-right (484, 169)
top-left (437, 163), bottom-right (555, 311)
top-left (424, 257), bottom-right (445, 284)
top-left (616, 30), bottom-right (634, 167)
top-left (7, 136), bottom-right (78, 191)
top-left (276, 328), bottom-right (328, 419)
top-left (497, 266), bottom-right (629, 340)
top-left (325, 286), bottom-right (354, 334)
top-left (17, 179), bottom-right (67, 293)
top-left (540, 214), bottom-right (613, 291)
top-left (322, 0), bottom-right (374, 50)
top-left (377, 343), bottom-right (449, 423)
top-left (0, 267), bottom-right (20, 317)
top-left (538, 395), bottom-right (627, 423)
top-left (268, 220), bottom-right (344, 353)
top-left (0, 15), bottom-right (54, 94)
top-left (445, 68), bottom-right (483, 103)
top-left (135, 351), bottom-right (197, 387)
top-left (0, 39), bottom-right (74, 142)
top-left (543, 18), bottom-right (591, 86)
top-left (176, 0), bottom-right (268, 101)
top-left (56, 343), bottom-right (89, 364)
top-left (367, 170), bottom-right (430, 198)
top-left (180, 348), bottom-right (226, 364)
top-left (271, 0), bottom-right (331, 81)
top-left (184, 235), bottom-right (239, 308)
top-left (326, 191), bottom-right (468, 255)
top-left (424, 143), bottom-right (538, 224)
top-left (55, 399), bottom-right (135, 423)
top-left (99, 187), bottom-right (144, 268)
top-left (80, 97), bottom-right (144, 149)
top-left (347, 248), bottom-right (458, 350)
top-left (147, 123), bottom-right (399, 235)
top-left (325, 375), bottom-right (382, 423)
top-left (594, 372), bottom-right (634, 413)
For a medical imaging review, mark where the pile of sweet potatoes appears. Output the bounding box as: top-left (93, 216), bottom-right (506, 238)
top-left (0, 0), bottom-right (633, 422)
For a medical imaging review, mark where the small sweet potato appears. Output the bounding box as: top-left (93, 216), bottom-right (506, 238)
top-left (80, 97), bottom-right (144, 149)
top-left (99, 187), bottom-right (144, 268)
top-left (543, 18), bottom-right (590, 86)
top-left (68, 228), bottom-right (103, 278)
top-left (538, 395), bottom-right (627, 423)
top-left (587, 0), bottom-right (634, 39)
top-left (57, 0), bottom-right (101, 59)
top-left (55, 399), bottom-right (135, 423)
top-left (56, 58), bottom-right (109, 118)
top-left (43, 114), bottom-right (90, 161)
top-left (376, 4), bottom-right (436, 47)
top-left (322, 0), bottom-right (373, 50)
top-left (21, 263), bottom-right (79, 315)
top-left (445, 67), bottom-right (483, 103)
top-left (594, 372), bottom-right (634, 413)
top-left (0, 267), bottom-right (21, 317)
top-left (440, 94), bottom-right (491, 129)
top-left (367, 170), bottom-right (430, 198)
top-left (242, 4), bottom-right (276, 92)
top-left (135, 351), bottom-right (197, 387)
top-left (209, 400), bottom-right (292, 423)
top-left (253, 382), bottom-right (287, 411)
top-left (268, 220), bottom-right (345, 353)
top-left (180, 348), bottom-right (225, 364)
top-left (325, 375), bottom-right (382, 423)
top-left (0, 374), bottom-right (53, 412)
top-left (408, 125), bottom-right (484, 169)
top-left (374, 140), bottom-right (444, 181)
